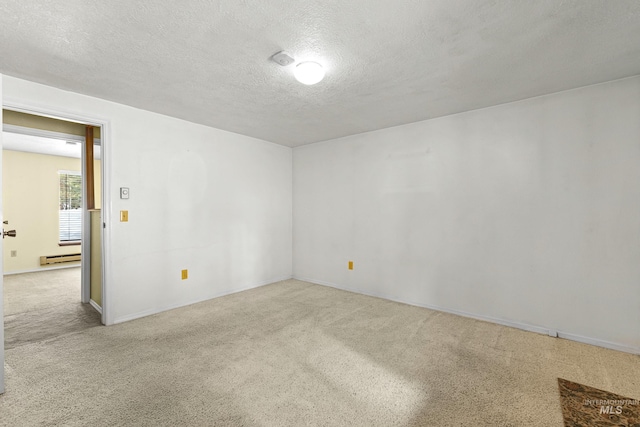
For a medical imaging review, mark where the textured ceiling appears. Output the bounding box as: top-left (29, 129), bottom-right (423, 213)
top-left (1, 1), bottom-right (639, 147)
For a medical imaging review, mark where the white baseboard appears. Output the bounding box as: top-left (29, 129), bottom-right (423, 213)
top-left (556, 331), bottom-right (639, 355)
top-left (3, 263), bottom-right (81, 276)
top-left (113, 275), bottom-right (293, 325)
top-left (293, 276), bottom-right (640, 356)
top-left (89, 299), bottom-right (102, 315)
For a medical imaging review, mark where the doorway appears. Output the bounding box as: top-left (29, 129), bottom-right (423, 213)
top-left (2, 110), bottom-right (105, 344)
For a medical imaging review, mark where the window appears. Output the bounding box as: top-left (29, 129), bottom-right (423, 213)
top-left (59, 171), bottom-right (82, 242)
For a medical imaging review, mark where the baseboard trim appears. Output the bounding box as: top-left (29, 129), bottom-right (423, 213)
top-left (3, 264), bottom-right (81, 276)
top-left (556, 331), bottom-right (639, 355)
top-left (293, 276), bottom-right (640, 356)
top-left (89, 299), bottom-right (103, 315)
top-left (113, 275), bottom-right (293, 325)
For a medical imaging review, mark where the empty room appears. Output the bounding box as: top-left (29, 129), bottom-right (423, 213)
top-left (1, 1), bottom-right (639, 426)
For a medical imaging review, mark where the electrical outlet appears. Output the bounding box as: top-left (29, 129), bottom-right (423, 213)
top-left (10, 250), bottom-right (17, 257)
top-left (181, 269), bottom-right (188, 280)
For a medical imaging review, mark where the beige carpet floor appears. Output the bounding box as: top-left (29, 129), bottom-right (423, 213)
top-left (1, 279), bottom-right (639, 426)
top-left (3, 268), bottom-right (102, 350)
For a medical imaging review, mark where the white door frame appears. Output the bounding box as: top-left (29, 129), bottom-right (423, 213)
top-left (0, 100), bottom-right (112, 329)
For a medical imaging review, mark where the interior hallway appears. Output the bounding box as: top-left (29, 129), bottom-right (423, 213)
top-left (3, 267), bottom-right (101, 350)
top-left (0, 279), bottom-right (638, 426)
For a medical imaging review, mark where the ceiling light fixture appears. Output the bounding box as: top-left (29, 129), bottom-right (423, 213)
top-left (294, 61), bottom-right (325, 85)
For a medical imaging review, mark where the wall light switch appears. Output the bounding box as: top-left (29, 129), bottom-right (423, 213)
top-left (120, 187), bottom-right (130, 199)
top-left (120, 210), bottom-right (129, 222)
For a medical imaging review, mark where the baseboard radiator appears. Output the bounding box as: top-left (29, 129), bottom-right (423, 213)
top-left (40, 253), bottom-right (81, 266)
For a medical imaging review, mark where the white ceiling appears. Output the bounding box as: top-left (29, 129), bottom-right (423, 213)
top-left (0, 1), bottom-right (639, 147)
top-left (3, 131), bottom-right (101, 159)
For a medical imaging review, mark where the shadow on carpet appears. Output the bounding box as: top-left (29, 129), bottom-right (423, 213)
top-left (4, 302), bottom-right (102, 350)
top-left (558, 378), bottom-right (640, 426)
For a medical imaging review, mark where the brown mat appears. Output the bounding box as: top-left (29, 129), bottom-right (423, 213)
top-left (558, 378), bottom-right (640, 426)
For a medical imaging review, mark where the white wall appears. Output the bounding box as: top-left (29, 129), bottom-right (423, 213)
top-left (3, 76), bottom-right (292, 324)
top-left (293, 76), bottom-right (640, 353)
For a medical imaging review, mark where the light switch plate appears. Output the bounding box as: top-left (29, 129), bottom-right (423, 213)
top-left (120, 187), bottom-right (130, 199)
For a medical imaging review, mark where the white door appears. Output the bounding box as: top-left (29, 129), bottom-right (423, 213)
top-left (1, 88), bottom-right (4, 393)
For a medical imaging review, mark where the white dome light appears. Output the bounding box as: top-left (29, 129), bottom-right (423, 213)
top-left (294, 61), bottom-right (325, 85)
